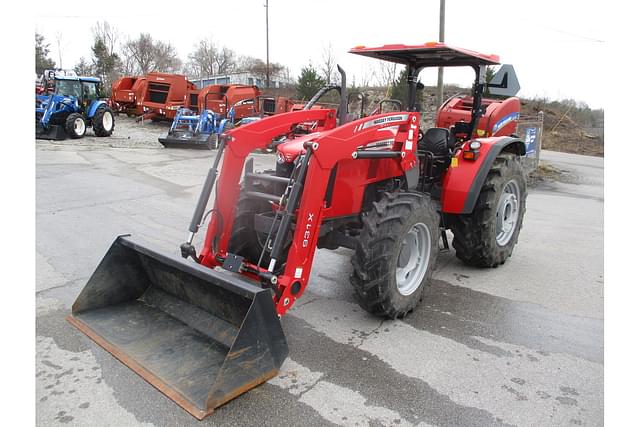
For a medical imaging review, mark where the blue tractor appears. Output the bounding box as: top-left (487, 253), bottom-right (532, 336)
top-left (36, 76), bottom-right (115, 140)
top-left (158, 98), bottom-right (260, 150)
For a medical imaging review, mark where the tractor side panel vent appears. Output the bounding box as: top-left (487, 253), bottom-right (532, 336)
top-left (262, 99), bottom-right (276, 114)
top-left (190, 94), bottom-right (199, 109)
top-left (148, 83), bottom-right (170, 104)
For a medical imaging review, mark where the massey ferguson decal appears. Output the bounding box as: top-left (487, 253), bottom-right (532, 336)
top-left (354, 114), bottom-right (409, 132)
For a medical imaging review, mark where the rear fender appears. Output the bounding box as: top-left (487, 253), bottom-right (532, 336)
top-left (441, 136), bottom-right (525, 214)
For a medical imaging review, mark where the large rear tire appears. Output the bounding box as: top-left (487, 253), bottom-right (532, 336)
top-left (65, 113), bottom-right (86, 139)
top-left (450, 152), bottom-right (527, 267)
top-left (351, 191), bottom-right (439, 319)
top-left (93, 107), bottom-right (115, 137)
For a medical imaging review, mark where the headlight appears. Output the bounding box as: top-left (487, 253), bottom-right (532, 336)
top-left (469, 141), bottom-right (482, 150)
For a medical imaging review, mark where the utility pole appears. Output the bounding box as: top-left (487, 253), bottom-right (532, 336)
top-left (265, 0), bottom-right (270, 88)
top-left (436, 0), bottom-right (445, 108)
top-left (56, 32), bottom-right (63, 69)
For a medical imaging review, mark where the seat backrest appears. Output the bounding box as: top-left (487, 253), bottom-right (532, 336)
top-left (420, 127), bottom-right (450, 155)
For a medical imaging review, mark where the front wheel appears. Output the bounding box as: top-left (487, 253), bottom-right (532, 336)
top-left (93, 107), bottom-right (115, 137)
top-left (351, 191), bottom-right (440, 319)
top-left (65, 113), bottom-right (86, 139)
top-left (450, 152), bottom-right (527, 267)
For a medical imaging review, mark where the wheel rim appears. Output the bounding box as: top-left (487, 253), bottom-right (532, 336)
top-left (74, 117), bottom-right (85, 135)
top-left (103, 112), bottom-right (113, 130)
top-left (496, 180), bottom-right (520, 246)
top-left (396, 222), bottom-right (431, 296)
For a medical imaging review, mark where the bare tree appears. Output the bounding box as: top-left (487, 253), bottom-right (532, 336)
top-left (320, 43), bottom-right (337, 84)
top-left (93, 21), bottom-right (119, 57)
top-left (237, 55), bottom-right (284, 84)
top-left (358, 66), bottom-right (372, 88)
top-left (215, 46), bottom-right (235, 75)
top-left (119, 48), bottom-right (138, 75)
top-left (123, 34), bottom-right (155, 74)
top-left (185, 40), bottom-right (236, 78)
top-left (186, 39), bottom-right (217, 77)
top-left (374, 62), bottom-right (398, 91)
top-left (122, 33), bottom-right (181, 75)
top-left (154, 40), bottom-right (182, 73)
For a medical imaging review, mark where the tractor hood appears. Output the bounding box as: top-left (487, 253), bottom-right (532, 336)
top-left (276, 132), bottom-right (321, 163)
top-left (276, 127), bottom-right (399, 164)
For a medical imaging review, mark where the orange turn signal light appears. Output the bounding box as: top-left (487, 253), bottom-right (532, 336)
top-left (462, 150), bottom-right (479, 161)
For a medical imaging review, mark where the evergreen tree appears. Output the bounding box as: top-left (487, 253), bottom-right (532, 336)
top-left (296, 64), bottom-right (324, 100)
top-left (35, 33), bottom-right (56, 75)
top-left (91, 37), bottom-right (120, 91)
top-left (390, 67), bottom-right (409, 108)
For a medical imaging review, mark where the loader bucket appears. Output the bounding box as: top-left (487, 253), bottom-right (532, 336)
top-left (36, 124), bottom-right (67, 140)
top-left (158, 132), bottom-right (218, 150)
top-left (67, 235), bottom-right (288, 419)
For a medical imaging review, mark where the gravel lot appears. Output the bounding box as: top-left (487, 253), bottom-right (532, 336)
top-left (35, 121), bottom-right (603, 426)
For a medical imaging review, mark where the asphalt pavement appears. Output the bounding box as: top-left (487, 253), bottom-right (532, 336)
top-left (36, 141), bottom-right (603, 427)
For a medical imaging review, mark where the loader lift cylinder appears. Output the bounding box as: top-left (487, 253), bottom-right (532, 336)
top-left (268, 143), bottom-right (314, 271)
top-left (181, 138), bottom-right (227, 261)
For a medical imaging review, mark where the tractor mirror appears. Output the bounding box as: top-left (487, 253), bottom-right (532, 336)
top-left (487, 64), bottom-right (520, 97)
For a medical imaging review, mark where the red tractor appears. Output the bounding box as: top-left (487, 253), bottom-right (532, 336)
top-left (68, 43), bottom-right (527, 419)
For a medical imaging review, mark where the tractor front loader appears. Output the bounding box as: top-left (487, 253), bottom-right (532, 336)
top-left (68, 44), bottom-right (527, 419)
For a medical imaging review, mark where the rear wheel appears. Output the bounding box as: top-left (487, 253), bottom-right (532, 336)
top-left (65, 113), bottom-right (86, 139)
top-left (351, 191), bottom-right (439, 318)
top-left (450, 152), bottom-right (527, 267)
top-left (93, 107), bottom-right (115, 137)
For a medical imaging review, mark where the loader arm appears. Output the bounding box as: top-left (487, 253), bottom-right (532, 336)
top-left (199, 109), bottom-right (338, 265)
top-left (203, 111), bottom-right (420, 316)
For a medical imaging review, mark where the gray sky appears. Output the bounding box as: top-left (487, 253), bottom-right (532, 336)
top-left (35, 0), bottom-right (605, 108)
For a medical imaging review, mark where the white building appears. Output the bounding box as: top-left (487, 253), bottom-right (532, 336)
top-left (190, 71), bottom-right (291, 89)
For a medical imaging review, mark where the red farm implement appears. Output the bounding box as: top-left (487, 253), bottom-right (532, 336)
top-left (110, 76), bottom-right (148, 117)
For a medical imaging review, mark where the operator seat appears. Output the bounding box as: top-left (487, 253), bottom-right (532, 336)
top-left (418, 127), bottom-right (451, 156)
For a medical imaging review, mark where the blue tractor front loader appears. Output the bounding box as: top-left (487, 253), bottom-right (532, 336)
top-left (158, 98), bottom-right (262, 150)
top-left (36, 76), bottom-right (115, 140)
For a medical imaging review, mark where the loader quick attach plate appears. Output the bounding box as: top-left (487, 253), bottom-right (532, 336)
top-left (67, 236), bottom-right (288, 419)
